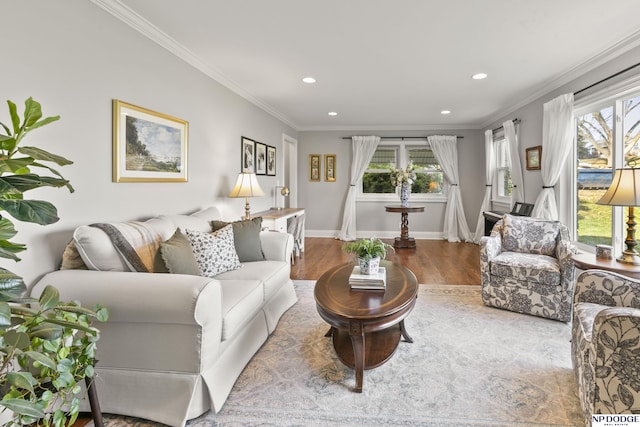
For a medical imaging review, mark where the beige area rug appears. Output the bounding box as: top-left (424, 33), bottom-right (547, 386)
top-left (95, 281), bottom-right (583, 427)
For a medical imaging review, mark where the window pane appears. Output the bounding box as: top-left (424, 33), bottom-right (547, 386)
top-left (362, 172), bottom-right (395, 193)
top-left (498, 168), bottom-right (512, 197)
top-left (408, 147), bottom-right (439, 169)
top-left (576, 106), bottom-right (614, 246)
top-left (623, 95), bottom-right (640, 167)
top-left (412, 171), bottom-right (443, 193)
top-left (369, 148), bottom-right (396, 169)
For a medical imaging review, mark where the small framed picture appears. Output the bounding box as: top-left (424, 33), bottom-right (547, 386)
top-left (255, 142), bottom-right (266, 175)
top-left (526, 145), bottom-right (542, 170)
top-left (309, 154), bottom-right (321, 182)
top-left (266, 145), bottom-right (276, 176)
top-left (241, 137), bottom-right (255, 173)
top-left (325, 154), bottom-right (336, 182)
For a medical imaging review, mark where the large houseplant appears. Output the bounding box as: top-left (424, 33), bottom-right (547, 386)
top-left (342, 237), bottom-right (394, 274)
top-left (0, 98), bottom-right (108, 426)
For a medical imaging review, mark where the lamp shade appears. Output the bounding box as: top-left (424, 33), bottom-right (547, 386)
top-left (228, 173), bottom-right (265, 198)
top-left (597, 168), bottom-right (640, 206)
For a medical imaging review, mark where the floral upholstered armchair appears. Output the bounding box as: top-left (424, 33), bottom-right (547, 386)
top-left (572, 269), bottom-right (640, 426)
top-left (480, 214), bottom-right (575, 322)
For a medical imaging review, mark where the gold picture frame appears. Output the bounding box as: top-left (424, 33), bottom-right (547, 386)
top-left (113, 100), bottom-right (188, 182)
top-left (325, 154), bottom-right (336, 182)
top-left (526, 145), bottom-right (541, 171)
top-left (309, 154), bottom-right (321, 182)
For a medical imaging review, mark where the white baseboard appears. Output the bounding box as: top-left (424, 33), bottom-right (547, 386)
top-left (305, 229), bottom-right (445, 240)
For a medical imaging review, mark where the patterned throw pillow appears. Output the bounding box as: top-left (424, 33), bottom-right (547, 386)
top-left (501, 214), bottom-right (560, 257)
top-left (185, 225), bottom-right (241, 277)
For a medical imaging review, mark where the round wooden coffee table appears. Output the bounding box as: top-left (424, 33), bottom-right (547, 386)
top-left (314, 261), bottom-right (418, 392)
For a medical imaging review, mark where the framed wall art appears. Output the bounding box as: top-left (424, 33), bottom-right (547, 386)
top-left (309, 154), bottom-right (321, 182)
top-left (267, 145), bottom-right (276, 176)
top-left (526, 145), bottom-right (542, 170)
top-left (255, 142), bottom-right (266, 175)
top-left (112, 99), bottom-right (188, 182)
top-left (325, 154), bottom-right (336, 182)
top-left (241, 137), bottom-right (255, 173)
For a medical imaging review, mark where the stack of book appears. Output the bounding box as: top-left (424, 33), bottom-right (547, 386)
top-left (349, 266), bottom-right (386, 291)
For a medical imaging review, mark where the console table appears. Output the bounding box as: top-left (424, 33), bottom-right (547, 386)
top-left (385, 205), bottom-right (425, 249)
top-left (253, 208), bottom-right (305, 254)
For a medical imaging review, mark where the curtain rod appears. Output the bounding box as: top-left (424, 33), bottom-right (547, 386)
top-left (575, 61), bottom-right (640, 96)
top-left (341, 135), bottom-right (463, 140)
top-left (492, 118), bottom-right (521, 134)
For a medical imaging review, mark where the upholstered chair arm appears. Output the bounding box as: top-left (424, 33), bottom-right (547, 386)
top-left (556, 239), bottom-right (576, 291)
top-left (575, 269), bottom-right (640, 308)
top-left (480, 233), bottom-right (502, 275)
top-left (260, 231), bottom-right (294, 262)
top-left (591, 307), bottom-right (640, 415)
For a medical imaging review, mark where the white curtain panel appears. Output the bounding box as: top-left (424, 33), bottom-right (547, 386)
top-left (428, 135), bottom-right (472, 242)
top-left (532, 93), bottom-right (575, 219)
top-left (336, 135), bottom-right (380, 241)
top-left (505, 120), bottom-right (524, 203)
top-left (473, 130), bottom-right (495, 243)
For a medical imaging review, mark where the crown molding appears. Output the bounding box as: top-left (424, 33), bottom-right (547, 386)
top-left (297, 123), bottom-right (474, 132)
top-left (90, 0), bottom-right (300, 131)
top-left (480, 29), bottom-right (640, 129)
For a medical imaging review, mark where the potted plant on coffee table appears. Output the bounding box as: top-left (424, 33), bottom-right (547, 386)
top-left (0, 98), bottom-right (109, 426)
top-left (342, 237), bottom-right (394, 274)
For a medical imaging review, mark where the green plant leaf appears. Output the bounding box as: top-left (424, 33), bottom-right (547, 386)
top-left (18, 147), bottom-right (72, 166)
top-left (22, 97), bottom-right (43, 128)
top-left (29, 162), bottom-right (75, 193)
top-left (96, 307), bottom-right (109, 322)
top-left (0, 174), bottom-right (71, 194)
top-left (24, 351), bottom-right (57, 370)
top-left (0, 240), bottom-right (28, 260)
top-left (0, 217), bottom-right (19, 240)
top-left (4, 329), bottom-right (30, 349)
top-left (56, 305), bottom-right (97, 317)
top-left (0, 199), bottom-right (59, 225)
top-left (43, 318), bottom-right (97, 335)
top-left (0, 268), bottom-right (26, 294)
top-left (26, 115), bottom-right (59, 133)
top-left (0, 398), bottom-right (45, 419)
top-left (0, 301), bottom-right (10, 327)
top-left (0, 135), bottom-right (17, 152)
top-left (7, 100), bottom-right (20, 135)
top-left (39, 285), bottom-right (60, 310)
top-left (29, 321), bottom-right (63, 340)
top-left (7, 371), bottom-right (38, 393)
top-left (0, 157), bottom-right (34, 174)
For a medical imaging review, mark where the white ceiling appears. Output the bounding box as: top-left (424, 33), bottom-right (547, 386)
top-left (95, 0), bottom-right (640, 131)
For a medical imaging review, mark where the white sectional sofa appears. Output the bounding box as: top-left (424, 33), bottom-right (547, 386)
top-left (29, 205), bottom-right (297, 427)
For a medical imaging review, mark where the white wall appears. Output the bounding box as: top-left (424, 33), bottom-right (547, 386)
top-left (297, 129), bottom-right (484, 238)
top-left (3, 1), bottom-right (296, 285)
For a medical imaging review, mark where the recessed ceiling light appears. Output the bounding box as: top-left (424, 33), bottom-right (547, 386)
top-left (472, 73), bottom-right (488, 80)
top-left (441, 110), bottom-right (451, 115)
top-left (302, 77), bottom-right (316, 84)
top-left (328, 111), bottom-right (338, 116)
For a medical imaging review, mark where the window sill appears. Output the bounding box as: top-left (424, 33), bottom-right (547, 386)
top-left (357, 195), bottom-right (447, 203)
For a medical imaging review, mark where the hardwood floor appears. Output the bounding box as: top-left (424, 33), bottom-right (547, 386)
top-left (291, 237), bottom-right (481, 285)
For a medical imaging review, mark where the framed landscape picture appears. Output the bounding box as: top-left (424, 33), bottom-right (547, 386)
top-left (255, 142), bottom-right (267, 175)
top-left (267, 145), bottom-right (276, 176)
top-left (526, 145), bottom-right (542, 170)
top-left (241, 137), bottom-right (255, 173)
top-left (112, 100), bottom-right (188, 182)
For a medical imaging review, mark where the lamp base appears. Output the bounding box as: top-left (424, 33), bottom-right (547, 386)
top-left (617, 250), bottom-right (640, 265)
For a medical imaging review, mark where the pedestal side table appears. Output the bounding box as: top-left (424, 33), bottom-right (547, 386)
top-left (385, 205), bottom-right (425, 249)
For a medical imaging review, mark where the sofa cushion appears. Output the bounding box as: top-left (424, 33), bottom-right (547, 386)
top-left (160, 229), bottom-right (200, 275)
top-left (219, 279), bottom-right (264, 341)
top-left (211, 217), bottom-right (265, 263)
top-left (502, 214), bottom-right (560, 256)
top-left (490, 251), bottom-right (561, 286)
top-left (186, 226), bottom-right (241, 277)
top-left (215, 260), bottom-right (290, 301)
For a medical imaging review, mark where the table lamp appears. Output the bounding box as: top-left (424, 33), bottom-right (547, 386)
top-left (597, 167), bottom-right (640, 265)
top-left (229, 172), bottom-right (265, 220)
top-left (273, 185), bottom-right (289, 210)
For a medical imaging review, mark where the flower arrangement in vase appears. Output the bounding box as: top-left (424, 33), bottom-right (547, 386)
top-left (342, 237), bottom-right (394, 274)
top-left (390, 162), bottom-right (417, 207)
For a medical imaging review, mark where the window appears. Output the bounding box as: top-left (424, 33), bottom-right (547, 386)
top-left (360, 141), bottom-right (444, 200)
top-left (494, 133), bottom-right (513, 200)
top-left (574, 86), bottom-right (640, 249)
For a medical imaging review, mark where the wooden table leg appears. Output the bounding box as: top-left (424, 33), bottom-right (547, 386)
top-left (400, 319), bottom-right (413, 343)
top-left (349, 320), bottom-right (365, 393)
top-left (85, 376), bottom-right (103, 427)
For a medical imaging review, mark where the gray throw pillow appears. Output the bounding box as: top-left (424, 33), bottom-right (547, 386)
top-left (160, 229), bottom-right (200, 275)
top-left (211, 217), bottom-right (265, 262)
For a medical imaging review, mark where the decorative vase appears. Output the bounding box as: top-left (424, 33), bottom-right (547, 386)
top-left (399, 183), bottom-right (410, 207)
top-left (359, 256), bottom-right (380, 275)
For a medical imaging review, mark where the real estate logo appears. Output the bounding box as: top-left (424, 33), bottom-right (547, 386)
top-left (592, 414), bottom-right (640, 427)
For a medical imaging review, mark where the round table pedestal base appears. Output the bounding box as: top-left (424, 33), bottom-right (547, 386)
top-left (332, 325), bottom-right (401, 370)
top-left (394, 236), bottom-right (416, 249)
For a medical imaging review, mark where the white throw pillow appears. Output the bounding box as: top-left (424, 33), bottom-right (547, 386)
top-left (186, 225), bottom-right (241, 277)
